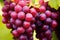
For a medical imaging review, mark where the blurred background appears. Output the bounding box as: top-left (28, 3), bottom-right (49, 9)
top-left (0, 0), bottom-right (58, 40)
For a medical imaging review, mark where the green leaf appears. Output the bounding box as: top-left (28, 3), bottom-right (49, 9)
top-left (0, 16), bottom-right (13, 40)
top-left (48, 0), bottom-right (59, 10)
top-left (57, 0), bottom-right (60, 6)
top-left (52, 31), bottom-right (58, 40)
top-left (32, 0), bottom-right (35, 4)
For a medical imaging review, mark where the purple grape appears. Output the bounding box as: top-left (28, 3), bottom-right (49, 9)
top-left (51, 12), bottom-right (58, 19)
top-left (17, 27), bottom-right (25, 34)
top-left (2, 12), bottom-right (8, 18)
top-left (40, 13), bottom-right (46, 21)
top-left (2, 5), bottom-right (10, 12)
top-left (14, 5), bottom-right (22, 12)
top-left (11, 12), bottom-right (17, 19)
top-left (45, 18), bottom-right (52, 24)
top-left (12, 30), bottom-right (19, 37)
top-left (31, 24), bottom-right (36, 30)
top-left (45, 30), bottom-right (52, 37)
top-left (19, 35), bottom-right (28, 40)
top-left (45, 10), bottom-right (52, 17)
top-left (26, 27), bottom-right (32, 34)
top-left (18, 12), bottom-right (25, 20)
top-left (23, 6), bottom-right (30, 13)
top-left (6, 23), bottom-right (12, 29)
top-left (2, 18), bottom-right (8, 24)
top-left (39, 6), bottom-right (46, 13)
top-left (10, 18), bottom-right (15, 24)
top-left (10, 3), bottom-right (16, 10)
top-left (15, 19), bottom-right (22, 26)
top-left (42, 38), bottom-right (47, 40)
top-left (42, 25), bottom-right (49, 31)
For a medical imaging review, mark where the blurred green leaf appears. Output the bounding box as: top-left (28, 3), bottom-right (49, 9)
top-left (48, 0), bottom-right (59, 10)
top-left (57, 0), bottom-right (60, 6)
top-left (0, 16), bottom-right (13, 40)
top-left (52, 31), bottom-right (58, 40)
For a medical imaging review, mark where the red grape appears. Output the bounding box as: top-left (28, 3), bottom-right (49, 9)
top-left (51, 20), bottom-right (57, 28)
top-left (26, 27), bottom-right (32, 33)
top-left (23, 6), bottom-right (30, 13)
top-left (2, 18), bottom-right (8, 24)
top-left (45, 10), bottom-right (52, 17)
top-left (6, 23), bottom-right (12, 29)
top-left (11, 12), bottom-right (17, 19)
top-left (25, 13), bottom-right (33, 22)
top-left (23, 21), bottom-right (30, 29)
top-left (18, 1), bottom-right (26, 7)
top-left (15, 19), bottom-right (22, 26)
top-left (40, 13), bottom-right (46, 21)
top-left (18, 12), bottom-right (25, 20)
top-left (30, 8), bottom-right (37, 17)
top-left (12, 30), bottom-right (19, 37)
top-left (39, 6), bottom-right (46, 13)
top-left (10, 3), bottom-right (16, 10)
top-left (17, 27), bottom-right (25, 34)
top-left (14, 5), bottom-right (22, 12)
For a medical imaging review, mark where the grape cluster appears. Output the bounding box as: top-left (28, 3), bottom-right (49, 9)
top-left (46, 4), bottom-right (60, 40)
top-left (35, 5), bottom-right (58, 40)
top-left (2, 0), bottom-right (36, 40)
top-left (2, 0), bottom-right (58, 40)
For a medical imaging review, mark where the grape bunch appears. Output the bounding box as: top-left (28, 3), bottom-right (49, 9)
top-left (2, 0), bottom-right (58, 40)
top-left (35, 5), bottom-right (58, 40)
top-left (2, 0), bottom-right (36, 40)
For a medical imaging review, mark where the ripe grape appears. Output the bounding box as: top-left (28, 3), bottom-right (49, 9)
top-left (17, 27), bottom-right (25, 34)
top-left (45, 30), bottom-right (51, 37)
top-left (14, 5), bottom-right (22, 12)
top-left (51, 12), bottom-right (58, 19)
top-left (11, 12), bottom-right (17, 19)
top-left (2, 5), bottom-right (10, 12)
top-left (10, 18), bottom-right (15, 24)
top-left (31, 24), bottom-right (36, 30)
top-left (15, 19), bottom-right (22, 26)
top-left (18, 12), bottom-right (25, 20)
top-left (42, 25), bottom-right (49, 31)
top-left (26, 27), bottom-right (32, 33)
top-left (19, 35), bottom-right (27, 40)
top-left (45, 18), bottom-right (52, 24)
top-left (45, 10), bottom-right (52, 17)
top-left (23, 6), bottom-right (30, 13)
top-left (25, 13), bottom-right (33, 22)
top-left (4, 0), bottom-right (10, 5)
top-left (10, 3), bottom-right (16, 10)
top-left (42, 38), bottom-right (47, 40)
top-left (39, 0), bottom-right (44, 6)
top-left (40, 13), bottom-right (46, 21)
top-left (2, 18), bottom-right (8, 24)
top-left (23, 21), bottom-right (30, 29)
top-left (18, 1), bottom-right (26, 7)
top-left (51, 20), bottom-right (57, 29)
top-left (6, 23), bottom-right (12, 29)
top-left (12, 25), bottom-right (17, 29)
top-left (39, 6), bottom-right (46, 13)
top-left (12, 30), bottom-right (19, 37)
top-left (30, 8), bottom-right (37, 17)
top-left (2, 12), bottom-right (8, 18)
